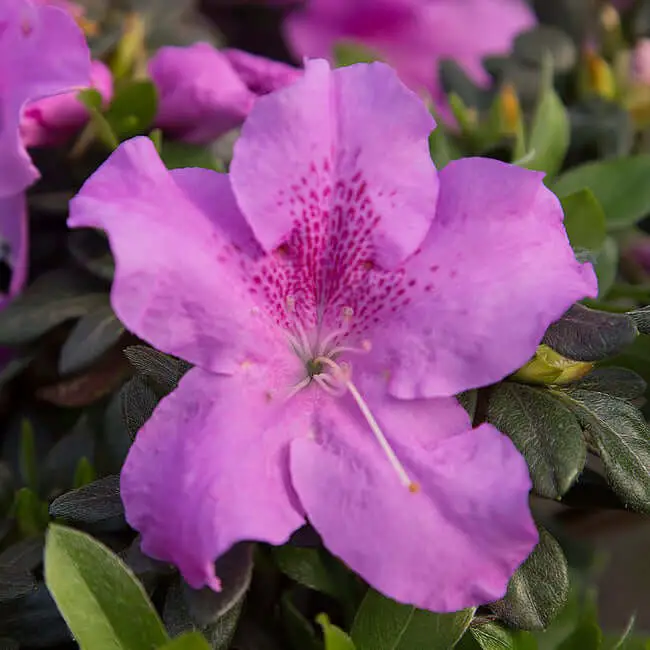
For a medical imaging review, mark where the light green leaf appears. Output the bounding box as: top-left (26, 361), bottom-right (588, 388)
top-left (332, 42), bottom-right (380, 67)
top-left (525, 58), bottom-right (569, 177)
top-left (317, 614), bottom-right (356, 650)
top-left (351, 589), bottom-right (474, 650)
top-left (44, 524), bottom-right (169, 650)
top-left (561, 190), bottom-right (607, 253)
top-left (552, 155), bottom-right (650, 230)
top-left (158, 632), bottom-right (211, 650)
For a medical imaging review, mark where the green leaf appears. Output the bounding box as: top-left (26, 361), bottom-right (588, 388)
top-left (429, 124), bottom-right (461, 169)
top-left (317, 614), bottom-right (356, 650)
top-left (73, 457), bottom-right (96, 489)
top-left (552, 155), bottom-right (650, 230)
top-left (487, 383), bottom-right (586, 499)
top-left (281, 589), bottom-right (323, 650)
top-left (0, 270), bottom-right (107, 345)
top-left (628, 305), bottom-right (650, 335)
top-left (158, 632), bottom-right (212, 650)
top-left (555, 389), bottom-right (650, 512)
top-left (124, 345), bottom-right (192, 394)
top-left (332, 42), bottom-right (380, 67)
top-left (525, 58), bottom-right (569, 177)
top-left (274, 546), bottom-right (340, 599)
top-left (0, 564), bottom-right (37, 603)
top-left (78, 88), bottom-right (119, 150)
top-left (571, 368), bottom-right (646, 401)
top-left (542, 304), bottom-right (638, 362)
top-left (20, 419), bottom-right (38, 492)
top-left (59, 304), bottom-right (125, 375)
top-left (351, 589), bottom-right (474, 650)
top-left (561, 190), bottom-right (607, 253)
top-left (160, 141), bottom-right (224, 171)
top-left (13, 488), bottom-right (49, 537)
top-left (49, 476), bottom-right (125, 529)
top-left (557, 620), bottom-right (602, 650)
top-left (44, 524), bottom-right (169, 650)
top-left (105, 80), bottom-right (158, 140)
top-left (490, 528), bottom-right (568, 630)
top-left (468, 622), bottom-right (538, 650)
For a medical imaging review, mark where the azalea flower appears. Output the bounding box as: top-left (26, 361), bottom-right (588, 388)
top-left (283, 0), bottom-right (535, 109)
top-left (149, 43), bottom-right (301, 144)
top-left (69, 60), bottom-right (596, 611)
top-left (0, 0), bottom-right (91, 198)
top-left (21, 60), bottom-right (113, 148)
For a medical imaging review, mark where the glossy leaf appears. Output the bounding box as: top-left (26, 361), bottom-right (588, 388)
top-left (552, 155), bottom-right (650, 230)
top-left (105, 80), bottom-right (158, 141)
top-left (351, 589), bottom-right (474, 650)
top-left (44, 524), bottom-right (169, 650)
top-left (561, 190), bottom-right (607, 253)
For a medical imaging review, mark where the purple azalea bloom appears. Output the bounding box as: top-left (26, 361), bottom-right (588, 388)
top-left (0, 0), bottom-right (91, 198)
top-left (69, 60), bottom-right (597, 611)
top-left (21, 60), bottom-right (113, 148)
top-left (149, 43), bottom-right (301, 144)
top-left (284, 0), bottom-right (534, 109)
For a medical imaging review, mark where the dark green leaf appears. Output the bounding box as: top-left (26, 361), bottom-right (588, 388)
top-left (556, 389), bottom-right (650, 512)
top-left (124, 345), bottom-right (191, 394)
top-left (487, 383), bottom-right (585, 499)
top-left (19, 420), bottom-right (38, 493)
top-left (561, 190), bottom-right (607, 253)
top-left (281, 589), bottom-right (322, 650)
top-left (105, 80), bottom-right (158, 140)
top-left (44, 524), bottom-right (169, 650)
top-left (13, 488), bottom-right (49, 537)
top-left (0, 537), bottom-right (43, 573)
top-left (513, 26), bottom-right (577, 73)
top-left (274, 546), bottom-right (340, 599)
top-left (0, 270), bottom-right (107, 345)
top-left (542, 304), bottom-right (638, 362)
top-left (160, 141), bottom-right (224, 171)
top-left (120, 375), bottom-right (161, 440)
top-left (59, 304), bottom-right (125, 375)
top-left (552, 155), bottom-right (650, 230)
top-left (0, 566), bottom-right (37, 603)
top-left (183, 543), bottom-right (253, 627)
top-left (159, 632), bottom-right (211, 650)
top-left (557, 619), bottom-right (602, 650)
top-left (571, 368), bottom-right (646, 401)
top-left (78, 88), bottom-right (119, 150)
top-left (0, 354), bottom-right (33, 390)
top-left (467, 622), bottom-right (538, 650)
top-left (628, 305), bottom-right (650, 336)
top-left (457, 390), bottom-right (478, 421)
top-left (68, 229), bottom-right (115, 282)
top-left (490, 528), bottom-right (568, 630)
top-left (73, 457), bottom-right (96, 489)
top-left (0, 463), bottom-right (13, 515)
top-left (49, 475), bottom-right (125, 529)
top-left (351, 588), bottom-right (474, 650)
top-left (317, 614), bottom-right (356, 650)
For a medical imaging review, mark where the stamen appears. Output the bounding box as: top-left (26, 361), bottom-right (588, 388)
top-left (314, 356), bottom-right (420, 493)
top-left (317, 306), bottom-right (355, 356)
top-left (285, 295), bottom-right (313, 359)
top-left (285, 375), bottom-right (313, 401)
top-left (328, 339), bottom-right (372, 358)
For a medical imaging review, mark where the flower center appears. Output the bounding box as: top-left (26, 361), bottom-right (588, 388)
top-left (284, 298), bottom-right (419, 494)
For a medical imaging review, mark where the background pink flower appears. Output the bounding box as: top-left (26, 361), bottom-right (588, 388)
top-left (284, 0), bottom-right (535, 107)
top-left (150, 43), bottom-right (301, 144)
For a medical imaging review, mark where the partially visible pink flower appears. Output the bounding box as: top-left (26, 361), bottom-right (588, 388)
top-left (21, 60), bottom-right (113, 148)
top-left (284, 0), bottom-right (534, 107)
top-left (69, 60), bottom-right (596, 611)
top-left (33, 0), bottom-right (83, 19)
top-left (632, 39), bottom-right (650, 85)
top-left (149, 43), bottom-right (301, 144)
top-left (0, 0), bottom-right (91, 198)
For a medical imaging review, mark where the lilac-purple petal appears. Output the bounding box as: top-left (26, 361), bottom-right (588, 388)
top-left (67, 136), bottom-right (268, 374)
top-left (230, 59), bottom-right (438, 268)
top-left (122, 367), bottom-right (307, 590)
top-left (290, 372), bottom-right (537, 611)
top-left (370, 157), bottom-right (598, 399)
top-left (222, 48), bottom-right (302, 95)
top-left (0, 192), bottom-right (28, 305)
